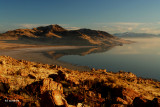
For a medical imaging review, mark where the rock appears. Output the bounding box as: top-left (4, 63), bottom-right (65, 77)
top-left (49, 70), bottom-right (66, 82)
top-left (77, 103), bottom-right (83, 107)
top-left (91, 68), bottom-right (95, 71)
top-left (25, 78), bottom-right (63, 95)
top-left (40, 90), bottom-right (75, 107)
top-left (146, 98), bottom-right (160, 107)
top-left (111, 104), bottom-right (125, 107)
top-left (66, 93), bottom-right (84, 105)
top-left (124, 95), bottom-right (133, 105)
top-left (77, 103), bottom-right (89, 107)
top-left (133, 97), bottom-right (147, 107)
top-left (51, 90), bottom-right (64, 106)
top-left (120, 88), bottom-right (140, 100)
top-left (40, 78), bottom-right (63, 94)
top-left (28, 74), bottom-right (36, 79)
top-left (0, 82), bottom-right (10, 93)
top-left (16, 69), bottom-right (28, 77)
top-left (40, 90), bottom-right (64, 106)
top-left (0, 76), bottom-right (10, 93)
top-left (115, 97), bottom-right (128, 105)
top-left (0, 60), bottom-right (5, 65)
top-left (0, 75), bottom-right (9, 83)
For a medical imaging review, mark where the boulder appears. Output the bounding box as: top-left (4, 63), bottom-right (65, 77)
top-left (40, 90), bottom-right (64, 106)
top-left (40, 90), bottom-right (76, 107)
top-left (40, 78), bottom-right (63, 94)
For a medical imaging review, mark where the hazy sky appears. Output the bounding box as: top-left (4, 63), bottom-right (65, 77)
top-left (1, 0), bottom-right (160, 34)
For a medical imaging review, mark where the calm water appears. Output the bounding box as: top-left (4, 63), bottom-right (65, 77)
top-left (59, 37), bottom-right (160, 81)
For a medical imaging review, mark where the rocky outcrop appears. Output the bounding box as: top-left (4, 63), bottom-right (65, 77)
top-left (0, 56), bottom-right (160, 106)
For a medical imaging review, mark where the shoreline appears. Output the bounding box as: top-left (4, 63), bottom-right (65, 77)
top-left (0, 44), bottom-right (159, 81)
top-left (0, 45), bottom-right (93, 71)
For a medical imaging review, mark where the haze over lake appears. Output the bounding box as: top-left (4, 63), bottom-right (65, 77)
top-left (59, 37), bottom-right (160, 81)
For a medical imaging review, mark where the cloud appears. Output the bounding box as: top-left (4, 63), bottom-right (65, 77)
top-left (18, 24), bottom-right (48, 28)
top-left (0, 23), bottom-right (80, 32)
top-left (64, 27), bottom-right (80, 30)
top-left (94, 22), bottom-right (160, 34)
top-left (0, 23), bottom-right (50, 32)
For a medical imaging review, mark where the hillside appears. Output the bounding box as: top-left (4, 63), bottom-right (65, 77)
top-left (0, 24), bottom-right (131, 46)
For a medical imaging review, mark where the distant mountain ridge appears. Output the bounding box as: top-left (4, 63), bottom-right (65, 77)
top-left (0, 24), bottom-right (131, 46)
top-left (114, 32), bottom-right (160, 37)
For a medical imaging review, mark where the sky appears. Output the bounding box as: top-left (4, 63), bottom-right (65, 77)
top-left (1, 0), bottom-right (160, 34)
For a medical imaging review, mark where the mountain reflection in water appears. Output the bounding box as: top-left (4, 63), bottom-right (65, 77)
top-left (44, 46), bottom-right (113, 60)
top-left (58, 37), bottom-right (160, 81)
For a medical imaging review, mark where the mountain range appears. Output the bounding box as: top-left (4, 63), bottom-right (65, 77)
top-left (0, 24), bottom-right (130, 46)
top-left (114, 32), bottom-right (160, 37)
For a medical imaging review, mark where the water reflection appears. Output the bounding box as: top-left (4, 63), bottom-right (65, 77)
top-left (59, 37), bottom-right (160, 81)
top-left (44, 46), bottom-right (113, 60)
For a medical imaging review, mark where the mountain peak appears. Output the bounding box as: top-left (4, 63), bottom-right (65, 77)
top-left (36, 24), bottom-right (67, 32)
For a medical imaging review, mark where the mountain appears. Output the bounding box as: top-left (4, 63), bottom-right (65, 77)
top-left (114, 32), bottom-right (160, 37)
top-left (0, 24), bottom-right (131, 46)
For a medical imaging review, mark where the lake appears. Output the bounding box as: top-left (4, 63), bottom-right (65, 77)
top-left (0, 37), bottom-right (160, 81)
top-left (59, 37), bottom-right (160, 81)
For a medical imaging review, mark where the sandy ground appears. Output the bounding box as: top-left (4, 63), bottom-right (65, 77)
top-left (0, 40), bottom-right (92, 71)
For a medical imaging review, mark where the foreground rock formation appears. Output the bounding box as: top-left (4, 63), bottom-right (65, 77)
top-left (0, 56), bottom-right (160, 107)
top-left (0, 24), bottom-right (131, 46)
